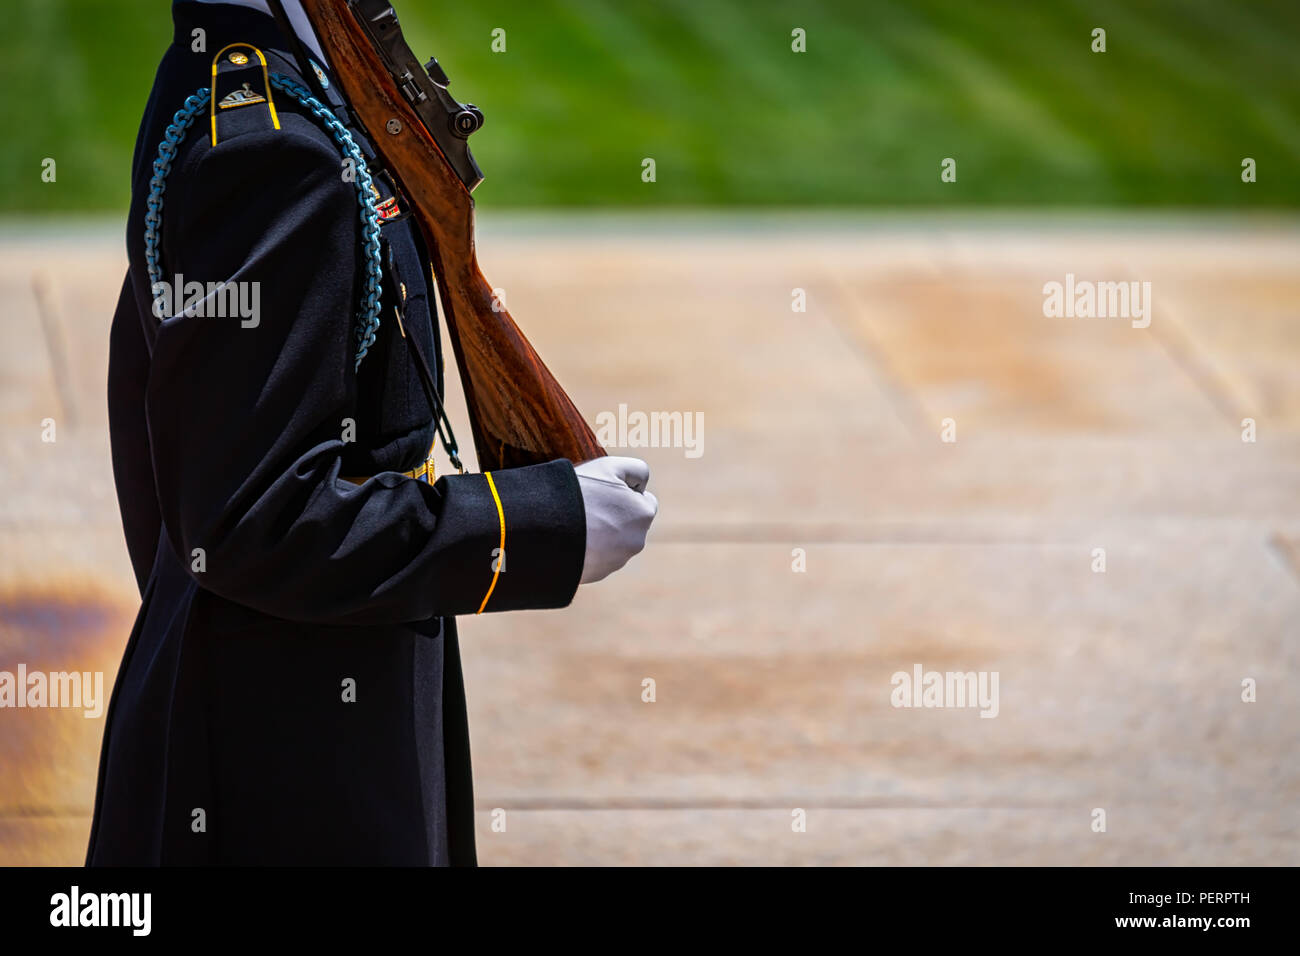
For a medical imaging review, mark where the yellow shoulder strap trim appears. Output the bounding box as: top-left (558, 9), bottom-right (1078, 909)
top-left (209, 43), bottom-right (281, 146)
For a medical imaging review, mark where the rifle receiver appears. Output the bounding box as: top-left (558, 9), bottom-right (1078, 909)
top-left (350, 0), bottom-right (485, 191)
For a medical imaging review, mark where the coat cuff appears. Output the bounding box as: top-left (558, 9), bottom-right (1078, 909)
top-left (438, 458), bottom-right (587, 615)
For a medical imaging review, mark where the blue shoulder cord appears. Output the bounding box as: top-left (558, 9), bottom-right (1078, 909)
top-left (144, 73), bottom-right (383, 370)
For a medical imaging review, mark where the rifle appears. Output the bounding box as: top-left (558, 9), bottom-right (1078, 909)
top-left (289, 0), bottom-right (604, 471)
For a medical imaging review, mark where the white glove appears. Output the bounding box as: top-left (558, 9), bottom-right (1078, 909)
top-left (574, 456), bottom-right (658, 584)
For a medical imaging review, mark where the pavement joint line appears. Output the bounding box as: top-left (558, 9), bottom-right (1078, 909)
top-left (4, 798), bottom-right (1293, 816)
top-left (30, 270), bottom-right (78, 429)
top-left (1265, 533), bottom-right (1300, 588)
top-left (1145, 294), bottom-right (1248, 427)
top-left (655, 531), bottom-right (1076, 546)
top-left (820, 270), bottom-right (930, 437)
top-left (652, 525), bottom-right (1300, 545)
top-left (468, 799), bottom-right (1186, 812)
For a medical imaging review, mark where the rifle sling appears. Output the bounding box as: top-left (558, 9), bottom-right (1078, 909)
top-left (382, 237), bottom-right (464, 473)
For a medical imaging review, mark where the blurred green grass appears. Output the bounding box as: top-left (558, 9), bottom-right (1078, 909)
top-left (2, 0), bottom-right (1297, 211)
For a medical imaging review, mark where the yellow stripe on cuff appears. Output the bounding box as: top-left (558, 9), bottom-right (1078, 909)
top-left (476, 471), bottom-right (506, 614)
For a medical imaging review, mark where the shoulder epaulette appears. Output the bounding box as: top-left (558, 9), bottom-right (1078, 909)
top-left (210, 43), bottom-right (281, 146)
top-left (144, 44), bottom-right (386, 369)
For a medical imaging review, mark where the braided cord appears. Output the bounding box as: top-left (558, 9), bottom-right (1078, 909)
top-left (270, 74), bottom-right (382, 368)
top-left (145, 89), bottom-right (211, 293)
top-left (142, 72), bottom-right (383, 369)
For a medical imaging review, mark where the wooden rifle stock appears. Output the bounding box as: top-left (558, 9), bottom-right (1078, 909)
top-left (297, 0), bottom-right (604, 470)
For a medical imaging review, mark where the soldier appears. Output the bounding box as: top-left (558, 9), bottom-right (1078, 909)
top-left (87, 0), bottom-right (656, 865)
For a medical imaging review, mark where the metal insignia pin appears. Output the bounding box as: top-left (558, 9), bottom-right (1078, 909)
top-left (217, 82), bottom-right (268, 110)
top-left (310, 60), bottom-right (330, 89)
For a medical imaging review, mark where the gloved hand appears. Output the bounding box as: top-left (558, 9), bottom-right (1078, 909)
top-left (574, 456), bottom-right (658, 584)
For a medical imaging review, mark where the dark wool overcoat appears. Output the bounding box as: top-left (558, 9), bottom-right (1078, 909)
top-left (87, 1), bottom-right (586, 866)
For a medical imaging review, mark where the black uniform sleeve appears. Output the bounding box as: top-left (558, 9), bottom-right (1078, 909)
top-left (107, 273), bottom-right (163, 597)
top-left (145, 125), bottom-right (585, 624)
